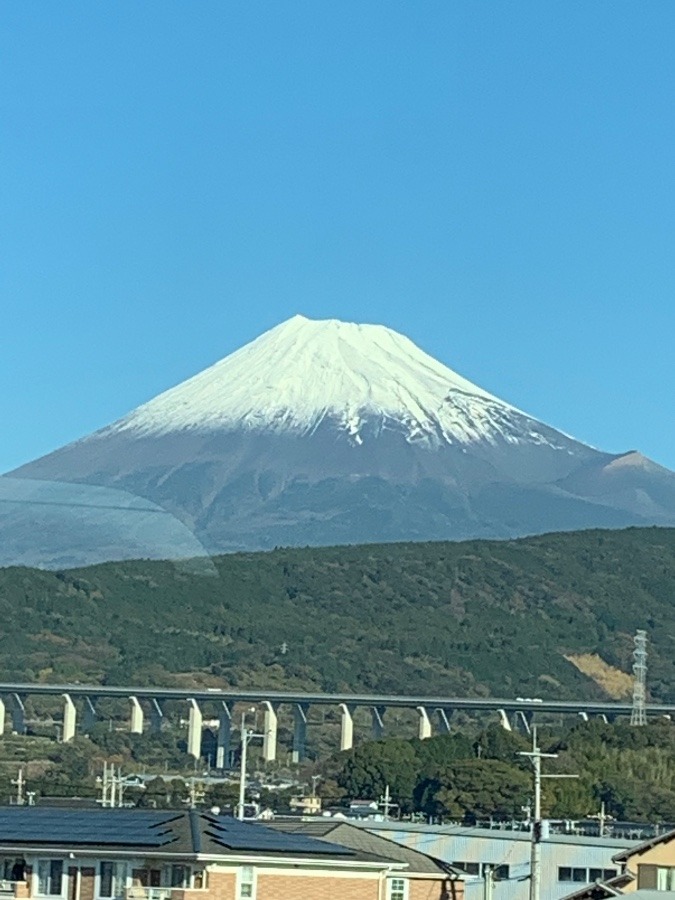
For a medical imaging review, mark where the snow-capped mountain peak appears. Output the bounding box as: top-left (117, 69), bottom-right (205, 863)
top-left (106, 315), bottom-right (552, 448)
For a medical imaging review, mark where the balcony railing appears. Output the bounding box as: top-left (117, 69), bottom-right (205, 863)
top-left (126, 889), bottom-right (175, 900)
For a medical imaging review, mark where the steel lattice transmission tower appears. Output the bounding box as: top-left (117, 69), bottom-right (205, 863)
top-left (630, 629), bottom-right (648, 726)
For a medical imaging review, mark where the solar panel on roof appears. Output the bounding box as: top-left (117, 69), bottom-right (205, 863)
top-left (0, 809), bottom-right (179, 848)
top-left (204, 817), bottom-right (353, 856)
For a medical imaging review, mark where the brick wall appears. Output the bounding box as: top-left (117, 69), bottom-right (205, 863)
top-left (181, 870), bottom-right (237, 900)
top-left (79, 868), bottom-right (95, 900)
top-left (257, 872), bottom-right (381, 900)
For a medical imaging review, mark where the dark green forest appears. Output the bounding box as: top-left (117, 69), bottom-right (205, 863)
top-left (326, 719), bottom-right (675, 823)
top-left (1, 526), bottom-right (674, 700)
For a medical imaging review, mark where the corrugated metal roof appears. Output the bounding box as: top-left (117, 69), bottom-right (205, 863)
top-left (362, 822), bottom-right (630, 849)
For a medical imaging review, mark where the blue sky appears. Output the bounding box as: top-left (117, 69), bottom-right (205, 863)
top-left (2, 2), bottom-right (674, 471)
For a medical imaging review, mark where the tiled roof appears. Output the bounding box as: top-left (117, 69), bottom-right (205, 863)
top-left (269, 819), bottom-right (459, 876)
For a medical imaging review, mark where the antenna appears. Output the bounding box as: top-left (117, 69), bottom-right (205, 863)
top-left (630, 629), bottom-right (648, 727)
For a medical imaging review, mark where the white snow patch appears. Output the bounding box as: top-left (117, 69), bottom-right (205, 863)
top-left (103, 315), bottom-right (563, 449)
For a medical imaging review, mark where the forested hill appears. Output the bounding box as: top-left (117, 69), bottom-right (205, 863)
top-left (1, 527), bottom-right (674, 701)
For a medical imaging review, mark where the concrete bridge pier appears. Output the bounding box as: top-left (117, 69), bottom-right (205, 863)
top-left (578, 711), bottom-right (589, 722)
top-left (436, 708), bottom-right (452, 733)
top-left (10, 694), bottom-right (25, 735)
top-left (292, 703), bottom-right (308, 764)
top-left (516, 710), bottom-right (532, 735)
top-left (82, 697), bottom-right (97, 734)
top-left (216, 702), bottom-right (232, 770)
top-left (371, 706), bottom-right (385, 740)
top-left (417, 706), bottom-right (432, 740)
top-left (62, 694), bottom-right (76, 743)
top-left (129, 696), bottom-right (144, 734)
top-left (0, 698), bottom-right (5, 735)
top-left (339, 703), bottom-right (354, 751)
top-left (498, 709), bottom-right (512, 731)
top-left (262, 701), bottom-right (278, 763)
top-left (150, 698), bottom-right (164, 733)
top-left (187, 699), bottom-right (203, 760)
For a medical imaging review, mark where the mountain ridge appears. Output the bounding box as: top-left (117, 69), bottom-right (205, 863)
top-left (6, 315), bottom-right (675, 566)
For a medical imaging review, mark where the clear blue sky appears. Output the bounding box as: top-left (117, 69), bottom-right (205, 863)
top-left (2, 2), bottom-right (674, 472)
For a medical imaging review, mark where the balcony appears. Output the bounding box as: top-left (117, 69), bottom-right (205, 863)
top-left (126, 890), bottom-right (175, 900)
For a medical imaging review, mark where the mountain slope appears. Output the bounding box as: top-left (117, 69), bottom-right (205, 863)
top-left (0, 528), bottom-right (674, 703)
top-left (6, 315), bottom-right (675, 566)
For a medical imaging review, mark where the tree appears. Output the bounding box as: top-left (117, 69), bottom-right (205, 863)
top-left (416, 760), bottom-right (530, 822)
top-left (337, 739), bottom-right (419, 811)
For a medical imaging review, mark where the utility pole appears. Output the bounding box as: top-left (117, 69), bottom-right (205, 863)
top-left (378, 784), bottom-right (399, 820)
top-left (237, 707), bottom-right (263, 821)
top-left (483, 865), bottom-right (494, 900)
top-left (11, 768), bottom-right (25, 806)
top-left (520, 729), bottom-right (577, 900)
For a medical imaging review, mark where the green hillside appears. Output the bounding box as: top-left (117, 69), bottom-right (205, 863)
top-left (1, 526), bottom-right (674, 701)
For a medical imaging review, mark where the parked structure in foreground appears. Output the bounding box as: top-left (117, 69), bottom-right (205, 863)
top-left (0, 807), bottom-right (461, 900)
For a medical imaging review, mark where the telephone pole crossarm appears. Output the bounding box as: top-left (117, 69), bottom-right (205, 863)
top-left (518, 729), bottom-right (577, 900)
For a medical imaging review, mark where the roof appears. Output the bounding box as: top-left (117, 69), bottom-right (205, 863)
top-left (363, 821), bottom-right (631, 849)
top-left (0, 807), bottom-right (388, 866)
top-left (558, 871), bottom-right (635, 900)
top-left (269, 819), bottom-right (460, 877)
top-left (613, 827), bottom-right (675, 862)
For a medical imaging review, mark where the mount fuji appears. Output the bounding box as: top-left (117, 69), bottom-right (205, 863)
top-left (6, 315), bottom-right (675, 566)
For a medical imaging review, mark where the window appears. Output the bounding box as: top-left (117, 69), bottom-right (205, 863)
top-left (572, 868), bottom-right (587, 883)
top-left (99, 863), bottom-right (126, 899)
top-left (453, 862), bottom-right (480, 876)
top-left (1, 858), bottom-right (26, 882)
top-left (37, 860), bottom-right (63, 897)
top-left (238, 866), bottom-right (255, 900)
top-left (169, 867), bottom-right (191, 889)
top-left (558, 868), bottom-right (572, 882)
top-left (657, 867), bottom-right (675, 891)
top-left (589, 868), bottom-right (617, 882)
top-left (388, 878), bottom-right (408, 900)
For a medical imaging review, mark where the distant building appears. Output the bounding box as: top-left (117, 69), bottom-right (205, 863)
top-left (288, 796), bottom-right (321, 815)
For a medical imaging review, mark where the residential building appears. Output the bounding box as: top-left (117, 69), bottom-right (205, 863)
top-left (0, 807), bottom-right (460, 900)
top-left (271, 818), bottom-right (463, 900)
top-left (560, 827), bottom-right (675, 899)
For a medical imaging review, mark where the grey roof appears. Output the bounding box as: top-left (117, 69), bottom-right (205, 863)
top-left (269, 819), bottom-right (459, 876)
top-left (362, 821), bottom-right (631, 850)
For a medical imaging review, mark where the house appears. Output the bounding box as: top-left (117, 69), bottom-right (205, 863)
top-left (270, 818), bottom-right (463, 900)
top-left (559, 827), bottom-right (675, 899)
top-left (0, 806), bottom-right (460, 900)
